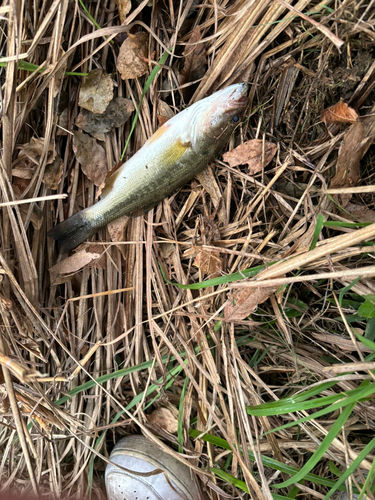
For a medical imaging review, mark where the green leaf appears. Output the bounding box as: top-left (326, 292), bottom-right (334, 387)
top-left (365, 317), bottom-right (375, 342)
top-left (358, 301), bottom-right (375, 319)
top-left (354, 330), bottom-right (375, 352)
top-left (363, 294), bottom-right (375, 304)
top-left (339, 278), bottom-right (362, 307)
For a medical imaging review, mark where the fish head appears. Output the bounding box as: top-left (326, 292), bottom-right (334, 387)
top-left (190, 83), bottom-right (249, 154)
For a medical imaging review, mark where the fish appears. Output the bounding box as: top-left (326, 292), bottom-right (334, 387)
top-left (48, 82), bottom-right (249, 253)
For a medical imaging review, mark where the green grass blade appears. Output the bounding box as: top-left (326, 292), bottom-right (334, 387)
top-left (262, 383), bottom-right (375, 435)
top-left (323, 221), bottom-right (371, 228)
top-left (357, 453), bottom-right (375, 500)
top-left (189, 429), bottom-right (356, 491)
top-left (339, 278), bottom-right (362, 307)
top-left (143, 361), bottom-right (187, 410)
top-left (323, 436), bottom-right (375, 500)
top-left (160, 262), bottom-right (266, 289)
top-left (355, 330), bottom-right (375, 351)
top-left (178, 376), bottom-right (189, 452)
top-left (274, 402), bottom-right (356, 488)
top-left (247, 382), bottom-right (375, 416)
top-left (0, 60), bottom-right (88, 77)
top-left (210, 467), bottom-right (249, 493)
top-left (211, 467), bottom-right (291, 499)
top-left (310, 214), bottom-right (324, 250)
top-left (121, 50), bottom-right (170, 160)
top-left (55, 347), bottom-right (198, 406)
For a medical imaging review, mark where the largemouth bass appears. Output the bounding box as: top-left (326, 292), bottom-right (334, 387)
top-left (49, 83), bottom-right (248, 253)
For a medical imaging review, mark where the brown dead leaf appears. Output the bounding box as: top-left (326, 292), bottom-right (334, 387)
top-left (0, 293), bottom-right (12, 311)
top-left (196, 166), bottom-right (226, 223)
top-left (224, 286), bottom-right (276, 322)
top-left (147, 407), bottom-right (178, 434)
top-left (321, 99), bottom-right (358, 126)
top-left (13, 137), bottom-right (56, 178)
top-left (117, 32), bottom-right (149, 80)
top-left (157, 99), bottom-right (174, 125)
top-left (179, 26), bottom-right (206, 98)
top-left (330, 116), bottom-right (375, 207)
top-left (107, 215), bottom-right (130, 260)
top-left (13, 137), bottom-right (58, 192)
top-left (73, 132), bottom-right (108, 187)
top-left (193, 249), bottom-right (222, 278)
top-left (116, 0), bottom-right (131, 23)
top-left (345, 202), bottom-right (375, 223)
top-left (157, 115), bottom-right (169, 126)
top-left (78, 69), bottom-right (114, 114)
top-left (43, 156), bottom-right (64, 190)
top-left (87, 244), bottom-right (106, 269)
top-left (107, 215), bottom-right (129, 243)
top-left (159, 242), bottom-right (175, 259)
top-left (96, 160), bottom-right (124, 199)
top-left (157, 100), bottom-right (174, 119)
top-left (49, 249), bottom-right (100, 285)
top-left (57, 107), bottom-right (68, 136)
top-left (223, 139), bottom-right (277, 174)
top-left (75, 97), bottom-right (135, 141)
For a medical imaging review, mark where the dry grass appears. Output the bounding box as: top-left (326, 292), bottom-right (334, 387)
top-left (1, 0), bottom-right (375, 498)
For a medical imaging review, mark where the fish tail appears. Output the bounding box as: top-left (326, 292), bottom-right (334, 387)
top-left (48, 209), bottom-right (98, 253)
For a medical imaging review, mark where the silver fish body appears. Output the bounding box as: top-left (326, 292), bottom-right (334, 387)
top-left (49, 83), bottom-right (248, 253)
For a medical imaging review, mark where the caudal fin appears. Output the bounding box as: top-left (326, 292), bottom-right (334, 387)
top-left (48, 210), bottom-right (97, 253)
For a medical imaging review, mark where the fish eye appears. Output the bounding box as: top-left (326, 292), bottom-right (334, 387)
top-left (232, 115), bottom-right (239, 123)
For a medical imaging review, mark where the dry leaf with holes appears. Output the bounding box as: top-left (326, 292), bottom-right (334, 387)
top-left (224, 286), bottom-right (276, 322)
top-left (43, 156), bottom-right (64, 190)
top-left (73, 132), bottom-right (108, 187)
top-left (78, 69), bottom-right (114, 114)
top-left (49, 249), bottom-right (101, 284)
top-left (345, 202), bottom-right (375, 223)
top-left (321, 100), bottom-right (358, 126)
top-left (179, 26), bottom-right (206, 99)
top-left (13, 137), bottom-right (57, 179)
top-left (330, 115), bottom-right (375, 207)
top-left (76, 97), bottom-right (135, 141)
top-left (0, 385), bottom-right (9, 413)
top-left (0, 293), bottom-right (12, 311)
top-left (116, 0), bottom-right (131, 23)
top-left (223, 139), bottom-right (277, 174)
top-left (193, 249), bottom-right (222, 278)
top-left (117, 32), bottom-right (149, 80)
top-left (148, 407), bottom-right (178, 433)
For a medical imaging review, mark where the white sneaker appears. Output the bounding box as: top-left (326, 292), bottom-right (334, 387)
top-left (105, 435), bottom-right (200, 500)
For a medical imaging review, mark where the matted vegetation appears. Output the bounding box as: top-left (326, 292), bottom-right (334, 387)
top-left (0, 0), bottom-right (375, 498)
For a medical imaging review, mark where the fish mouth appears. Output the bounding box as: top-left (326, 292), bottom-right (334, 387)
top-left (235, 95), bottom-right (248, 108)
top-left (226, 95), bottom-right (249, 112)
top-left (227, 83), bottom-right (249, 110)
